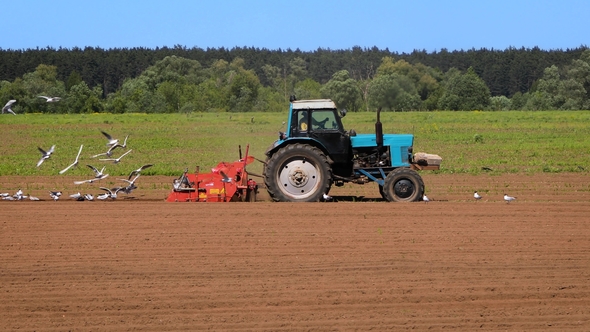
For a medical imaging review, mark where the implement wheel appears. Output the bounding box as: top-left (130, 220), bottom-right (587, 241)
top-left (264, 143), bottom-right (331, 202)
top-left (382, 168), bottom-right (424, 202)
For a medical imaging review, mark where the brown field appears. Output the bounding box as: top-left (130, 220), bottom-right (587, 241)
top-left (1, 173), bottom-right (590, 331)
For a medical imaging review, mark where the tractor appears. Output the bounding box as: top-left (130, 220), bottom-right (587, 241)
top-left (263, 98), bottom-right (441, 202)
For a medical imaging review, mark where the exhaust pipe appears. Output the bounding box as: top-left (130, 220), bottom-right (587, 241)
top-left (375, 107), bottom-right (383, 147)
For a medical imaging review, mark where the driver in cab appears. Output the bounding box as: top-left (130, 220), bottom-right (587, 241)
top-left (299, 111), bottom-right (329, 131)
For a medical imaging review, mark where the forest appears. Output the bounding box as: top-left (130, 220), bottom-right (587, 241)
top-left (1, 45), bottom-right (589, 113)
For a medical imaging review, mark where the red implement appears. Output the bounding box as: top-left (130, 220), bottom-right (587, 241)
top-left (166, 146), bottom-right (258, 202)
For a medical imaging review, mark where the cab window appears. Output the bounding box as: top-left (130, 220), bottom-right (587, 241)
top-left (311, 110), bottom-right (337, 130)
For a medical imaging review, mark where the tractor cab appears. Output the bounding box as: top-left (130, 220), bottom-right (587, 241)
top-left (281, 99), bottom-right (353, 172)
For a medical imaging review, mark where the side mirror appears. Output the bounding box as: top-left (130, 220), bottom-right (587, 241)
top-left (339, 108), bottom-right (347, 117)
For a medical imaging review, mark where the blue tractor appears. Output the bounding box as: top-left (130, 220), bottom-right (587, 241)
top-left (263, 98), bottom-right (441, 202)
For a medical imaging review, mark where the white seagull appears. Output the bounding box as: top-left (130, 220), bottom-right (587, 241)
top-left (322, 193), bottom-right (333, 202)
top-left (13, 189), bottom-right (26, 200)
top-left (504, 194), bottom-right (517, 203)
top-left (474, 191), bottom-right (482, 200)
top-left (99, 186), bottom-right (123, 200)
top-left (69, 192), bottom-right (83, 201)
top-left (83, 193), bottom-right (94, 201)
top-left (2, 99), bottom-right (16, 115)
top-left (423, 194), bottom-right (430, 203)
top-left (106, 135), bottom-right (129, 154)
top-left (59, 144), bottom-right (84, 174)
top-left (219, 170), bottom-right (232, 183)
top-left (91, 151), bottom-right (109, 159)
top-left (99, 149), bottom-right (132, 164)
top-left (38, 95), bottom-right (61, 102)
top-left (100, 130), bottom-right (119, 148)
top-left (74, 165), bottom-right (109, 184)
top-left (49, 190), bottom-right (62, 201)
top-left (37, 145), bottom-right (56, 167)
top-left (119, 174), bottom-right (140, 194)
top-left (29, 195), bottom-right (40, 201)
top-left (96, 193), bottom-right (110, 200)
top-left (128, 164), bottom-right (153, 180)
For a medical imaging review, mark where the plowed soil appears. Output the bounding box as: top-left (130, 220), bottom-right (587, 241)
top-left (2, 173), bottom-right (590, 331)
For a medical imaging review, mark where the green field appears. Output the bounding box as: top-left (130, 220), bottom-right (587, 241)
top-left (1, 111), bottom-right (589, 177)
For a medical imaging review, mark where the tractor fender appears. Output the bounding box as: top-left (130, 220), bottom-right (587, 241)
top-left (265, 137), bottom-right (332, 163)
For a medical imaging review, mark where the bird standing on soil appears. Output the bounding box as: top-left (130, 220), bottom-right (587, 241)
top-left (504, 194), bottom-right (516, 203)
top-left (13, 189), bottom-right (26, 200)
top-left (474, 191), bottom-right (482, 201)
top-left (49, 191), bottom-right (62, 201)
top-left (423, 194), bottom-right (430, 203)
top-left (69, 192), bottom-right (84, 201)
top-left (37, 145), bottom-right (56, 167)
top-left (322, 193), bottom-right (334, 202)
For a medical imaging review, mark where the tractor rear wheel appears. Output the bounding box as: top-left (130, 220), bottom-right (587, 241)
top-left (264, 143), bottom-right (331, 202)
top-left (382, 168), bottom-right (424, 202)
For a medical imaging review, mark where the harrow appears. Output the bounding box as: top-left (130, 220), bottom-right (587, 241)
top-left (166, 145), bottom-right (259, 202)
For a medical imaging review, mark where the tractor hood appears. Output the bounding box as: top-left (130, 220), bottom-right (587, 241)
top-left (350, 134), bottom-right (413, 148)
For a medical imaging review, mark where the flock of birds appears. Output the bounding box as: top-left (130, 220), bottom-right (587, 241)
top-left (1, 126), bottom-right (154, 202)
top-left (2, 96), bottom-right (61, 116)
top-left (422, 191), bottom-right (517, 203)
top-left (6, 97), bottom-right (522, 204)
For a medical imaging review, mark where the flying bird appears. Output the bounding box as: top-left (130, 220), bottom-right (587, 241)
top-left (59, 144), bottom-right (84, 174)
top-left (38, 95), bottom-right (61, 102)
top-left (119, 174), bottom-right (140, 194)
top-left (2, 99), bottom-right (16, 115)
top-left (91, 151), bottom-right (109, 159)
top-left (99, 186), bottom-right (123, 200)
top-left (88, 164), bottom-right (107, 178)
top-left (504, 194), bottom-right (516, 203)
top-left (106, 135), bottom-right (129, 154)
top-left (37, 145), bottom-right (56, 167)
top-left (99, 149), bottom-right (132, 164)
top-left (74, 165), bottom-right (109, 184)
top-left (474, 191), bottom-right (482, 200)
top-left (219, 170), bottom-right (232, 183)
top-left (128, 164), bottom-right (153, 180)
top-left (100, 130), bottom-right (119, 148)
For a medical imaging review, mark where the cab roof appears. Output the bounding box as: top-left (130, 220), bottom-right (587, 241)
top-left (291, 99), bottom-right (337, 110)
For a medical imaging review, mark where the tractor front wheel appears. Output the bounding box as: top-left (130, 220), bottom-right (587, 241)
top-left (382, 168), bottom-right (424, 202)
top-left (264, 144), bottom-right (331, 202)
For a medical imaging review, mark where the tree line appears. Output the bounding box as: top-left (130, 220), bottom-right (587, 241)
top-left (1, 46), bottom-right (589, 113)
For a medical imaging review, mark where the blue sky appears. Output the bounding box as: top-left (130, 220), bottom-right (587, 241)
top-left (3, 0), bottom-right (588, 53)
